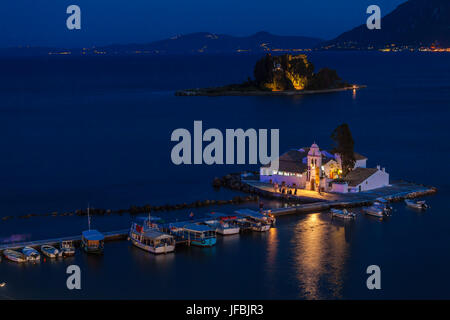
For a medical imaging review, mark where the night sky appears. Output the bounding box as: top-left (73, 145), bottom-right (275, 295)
top-left (0, 0), bottom-right (407, 47)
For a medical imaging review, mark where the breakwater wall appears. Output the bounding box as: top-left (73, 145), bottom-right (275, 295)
top-left (1, 194), bottom-right (259, 222)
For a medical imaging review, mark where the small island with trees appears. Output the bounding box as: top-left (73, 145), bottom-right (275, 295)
top-left (176, 54), bottom-right (365, 96)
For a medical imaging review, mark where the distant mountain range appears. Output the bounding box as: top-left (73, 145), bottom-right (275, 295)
top-left (0, 32), bottom-right (322, 57)
top-left (1, 0), bottom-right (449, 57)
top-left (100, 31), bottom-right (322, 54)
top-left (321, 0), bottom-right (450, 49)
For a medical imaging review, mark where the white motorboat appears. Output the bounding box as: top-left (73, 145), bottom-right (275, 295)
top-left (331, 208), bottom-right (356, 220)
top-left (0, 282), bottom-right (6, 287)
top-left (22, 246), bottom-right (41, 261)
top-left (204, 220), bottom-right (240, 235)
top-left (41, 245), bottom-right (60, 258)
top-left (405, 199), bottom-right (428, 210)
top-left (375, 198), bottom-right (393, 212)
top-left (364, 205), bottom-right (385, 218)
top-left (204, 213), bottom-right (240, 235)
top-left (3, 249), bottom-right (27, 263)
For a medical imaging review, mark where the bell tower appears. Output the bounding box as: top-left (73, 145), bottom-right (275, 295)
top-left (307, 142), bottom-right (322, 191)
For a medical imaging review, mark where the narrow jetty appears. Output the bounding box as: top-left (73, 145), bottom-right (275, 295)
top-left (0, 182), bottom-right (437, 253)
top-left (0, 229), bottom-right (129, 253)
top-left (261, 182), bottom-right (437, 216)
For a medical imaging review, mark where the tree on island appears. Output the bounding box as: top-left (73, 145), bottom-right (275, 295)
top-left (253, 54), bottom-right (345, 91)
top-left (331, 123), bottom-right (356, 175)
top-left (306, 68), bottom-right (343, 90)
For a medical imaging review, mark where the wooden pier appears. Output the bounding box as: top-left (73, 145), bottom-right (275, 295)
top-left (0, 182), bottom-right (437, 254)
top-left (0, 229), bottom-right (129, 253)
top-left (0, 228), bottom-right (191, 254)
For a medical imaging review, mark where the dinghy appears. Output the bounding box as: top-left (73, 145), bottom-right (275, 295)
top-left (364, 204), bottom-right (386, 219)
top-left (22, 246), bottom-right (41, 261)
top-left (331, 208), bottom-right (356, 220)
top-left (41, 245), bottom-right (60, 258)
top-left (405, 199), bottom-right (428, 210)
top-left (3, 249), bottom-right (27, 263)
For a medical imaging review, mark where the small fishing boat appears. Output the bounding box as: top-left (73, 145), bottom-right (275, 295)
top-left (129, 221), bottom-right (175, 254)
top-left (375, 198), bottom-right (393, 212)
top-left (0, 282), bottom-right (6, 287)
top-left (81, 230), bottom-right (104, 254)
top-left (205, 212), bottom-right (240, 235)
top-left (365, 199), bottom-right (392, 219)
top-left (81, 205), bottom-right (104, 254)
top-left (3, 249), bottom-right (27, 263)
top-left (60, 240), bottom-right (76, 257)
top-left (22, 246), bottom-right (41, 261)
top-left (331, 208), bottom-right (356, 220)
top-left (405, 199), bottom-right (428, 210)
top-left (41, 245), bottom-right (60, 258)
top-left (364, 205), bottom-right (385, 218)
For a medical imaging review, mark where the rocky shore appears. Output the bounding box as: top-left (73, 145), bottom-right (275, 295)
top-left (175, 85), bottom-right (366, 96)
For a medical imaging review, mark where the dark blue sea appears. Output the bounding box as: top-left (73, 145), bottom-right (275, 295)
top-left (0, 52), bottom-right (449, 299)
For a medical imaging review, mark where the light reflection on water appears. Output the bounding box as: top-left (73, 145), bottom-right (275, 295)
top-left (291, 213), bottom-right (350, 299)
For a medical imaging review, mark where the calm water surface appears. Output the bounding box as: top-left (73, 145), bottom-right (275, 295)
top-left (0, 52), bottom-right (449, 299)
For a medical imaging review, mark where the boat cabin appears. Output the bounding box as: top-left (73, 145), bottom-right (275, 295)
top-left (167, 223), bottom-right (216, 247)
top-left (130, 222), bottom-right (175, 252)
top-left (235, 209), bottom-right (275, 225)
top-left (183, 223), bottom-right (216, 247)
top-left (81, 230), bottom-right (104, 252)
top-left (61, 240), bottom-right (74, 249)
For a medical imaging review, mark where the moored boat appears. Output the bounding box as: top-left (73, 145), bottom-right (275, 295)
top-left (364, 199), bottom-right (392, 219)
top-left (81, 230), bottom-right (104, 254)
top-left (22, 246), bottom-right (41, 261)
top-left (375, 198), bottom-right (393, 212)
top-left (81, 205), bottom-right (104, 254)
top-left (405, 199), bottom-right (428, 210)
top-left (183, 223), bottom-right (216, 246)
top-left (364, 205), bottom-right (385, 218)
top-left (3, 249), bottom-right (27, 263)
top-left (129, 218), bottom-right (175, 254)
top-left (234, 209), bottom-right (272, 232)
top-left (60, 240), bottom-right (76, 257)
top-left (167, 222), bottom-right (216, 247)
top-left (205, 212), bottom-right (240, 235)
top-left (331, 208), bottom-right (356, 220)
top-left (41, 245), bottom-right (59, 258)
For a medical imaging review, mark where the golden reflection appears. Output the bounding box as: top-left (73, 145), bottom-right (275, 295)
top-left (292, 213), bottom-right (349, 299)
top-left (266, 227), bottom-right (278, 268)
